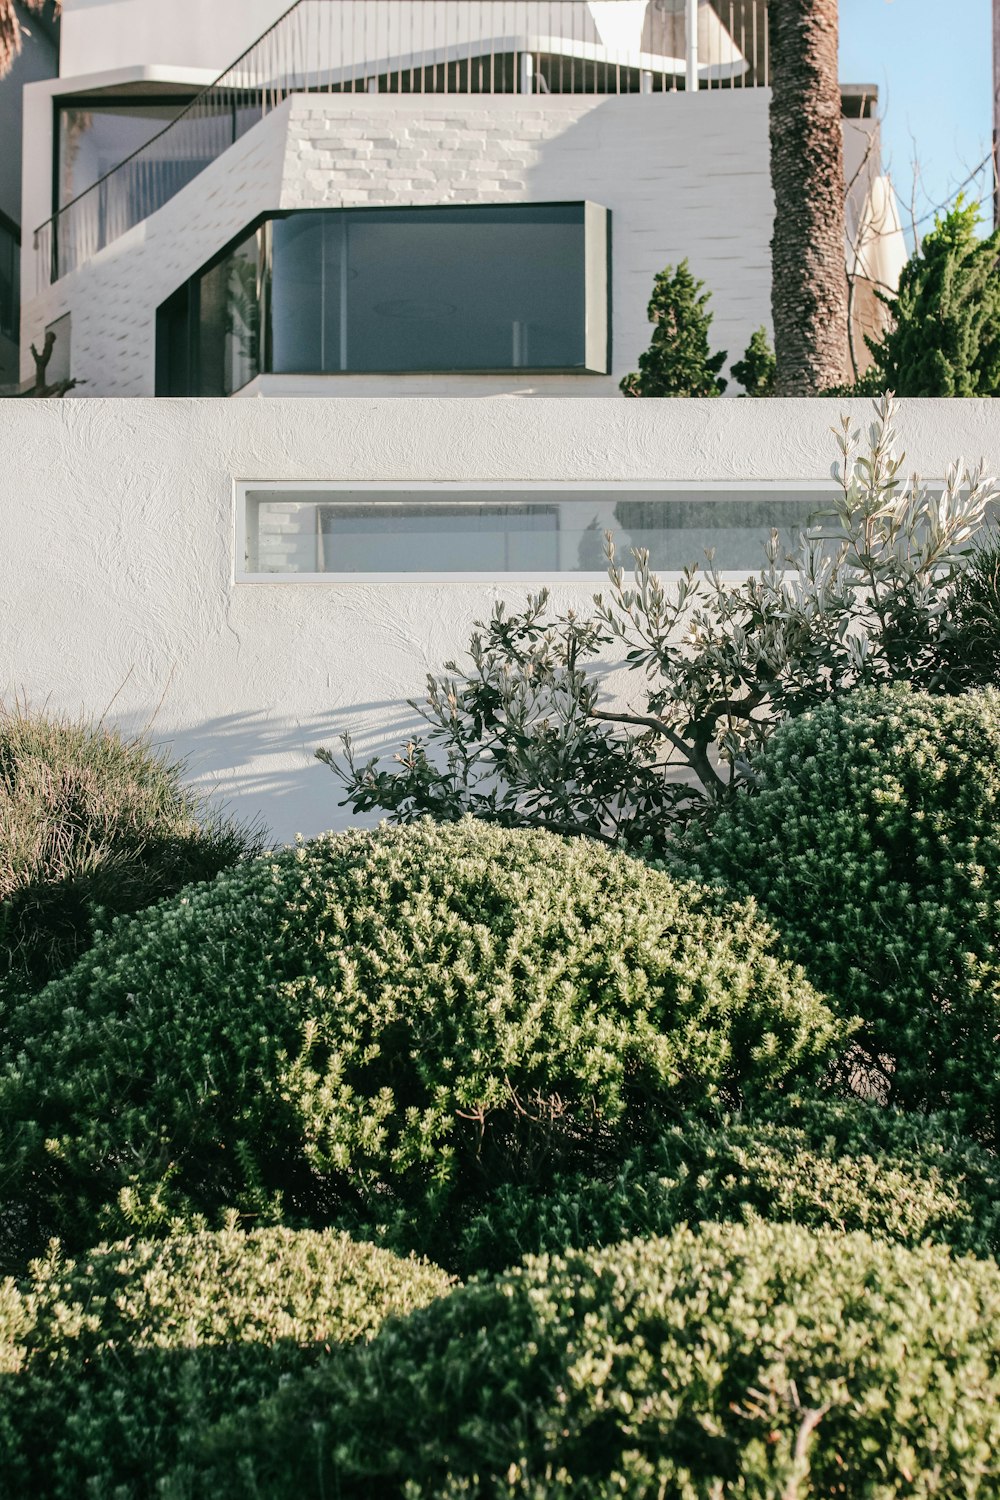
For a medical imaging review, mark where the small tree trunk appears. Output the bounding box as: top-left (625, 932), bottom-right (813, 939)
top-left (769, 0), bottom-right (850, 394)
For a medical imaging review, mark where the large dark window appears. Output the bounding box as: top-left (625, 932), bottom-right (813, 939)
top-left (156, 203), bottom-right (609, 394)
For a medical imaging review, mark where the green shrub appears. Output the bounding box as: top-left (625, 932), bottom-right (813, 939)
top-left (326, 398), bottom-right (998, 850)
top-left (454, 1098), bottom-right (1000, 1276)
top-left (940, 524), bottom-right (1000, 689)
top-left (683, 686), bottom-right (1000, 1143)
top-left (619, 259), bottom-right (727, 397)
top-left (0, 1227), bottom-right (451, 1500)
top-left (180, 1223), bottom-right (1000, 1499)
top-left (0, 820), bottom-right (841, 1263)
top-left (864, 198), bottom-right (1000, 397)
top-left (0, 705), bottom-right (265, 993)
top-left (730, 325), bottom-right (776, 395)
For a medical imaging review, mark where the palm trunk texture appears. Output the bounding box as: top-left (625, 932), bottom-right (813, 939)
top-left (769, 0), bottom-right (850, 394)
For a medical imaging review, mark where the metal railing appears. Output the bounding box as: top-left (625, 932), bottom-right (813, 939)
top-left (34, 0), bottom-right (768, 286)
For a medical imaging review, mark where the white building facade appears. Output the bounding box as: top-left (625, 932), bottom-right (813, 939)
top-left (17, 0), bottom-right (882, 398)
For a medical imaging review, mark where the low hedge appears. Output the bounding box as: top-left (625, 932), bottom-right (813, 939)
top-left (0, 705), bottom-right (264, 993)
top-left (683, 686), bottom-right (1000, 1144)
top-left (180, 1222), bottom-right (1000, 1499)
top-left (0, 1227), bottom-right (451, 1500)
top-left (0, 820), bottom-right (841, 1260)
top-left (452, 1098), bottom-right (1000, 1275)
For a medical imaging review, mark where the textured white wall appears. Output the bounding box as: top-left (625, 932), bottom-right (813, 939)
top-left (22, 89), bottom-right (774, 395)
top-left (2, 396), bottom-right (998, 846)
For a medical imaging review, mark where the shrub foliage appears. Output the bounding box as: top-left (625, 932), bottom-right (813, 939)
top-left (0, 1227), bottom-right (450, 1500)
top-left (454, 1098), bottom-right (1000, 1276)
top-left (182, 1223), bottom-right (1000, 1499)
top-left (685, 686), bottom-right (1000, 1144)
top-left (324, 397), bottom-right (999, 848)
top-left (619, 259), bottom-right (727, 397)
top-left (0, 821), bottom-right (840, 1262)
top-left (865, 198), bottom-right (1000, 396)
top-left (0, 705), bottom-right (264, 991)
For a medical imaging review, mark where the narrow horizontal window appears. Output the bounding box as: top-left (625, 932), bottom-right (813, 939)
top-left (237, 485), bottom-right (834, 581)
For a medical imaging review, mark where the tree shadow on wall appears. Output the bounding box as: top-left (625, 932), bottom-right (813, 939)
top-left (135, 700), bottom-right (426, 847)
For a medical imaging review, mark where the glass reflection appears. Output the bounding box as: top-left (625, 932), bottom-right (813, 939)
top-left (269, 205), bottom-right (586, 373)
top-left (243, 491), bottom-right (827, 576)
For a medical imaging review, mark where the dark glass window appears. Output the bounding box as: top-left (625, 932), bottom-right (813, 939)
top-left (0, 214), bottom-right (18, 343)
top-left (156, 228), bottom-right (262, 397)
top-left (157, 203), bottom-right (608, 393)
top-left (270, 205), bottom-right (587, 373)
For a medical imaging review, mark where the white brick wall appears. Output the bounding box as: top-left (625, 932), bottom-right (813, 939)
top-left (23, 88), bottom-right (775, 396)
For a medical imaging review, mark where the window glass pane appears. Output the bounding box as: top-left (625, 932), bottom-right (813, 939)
top-left (243, 489), bottom-right (827, 576)
top-left (57, 102), bottom-right (194, 210)
top-left (270, 214), bottom-right (344, 374)
top-left (196, 231), bottom-right (261, 395)
top-left (0, 218), bottom-right (18, 342)
top-left (269, 205), bottom-right (587, 373)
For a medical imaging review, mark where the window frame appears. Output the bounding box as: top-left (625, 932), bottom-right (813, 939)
top-left (234, 479), bottom-right (838, 585)
top-left (157, 201), bottom-right (610, 393)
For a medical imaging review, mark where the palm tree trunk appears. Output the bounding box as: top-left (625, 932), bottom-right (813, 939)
top-left (769, 0), bottom-right (850, 394)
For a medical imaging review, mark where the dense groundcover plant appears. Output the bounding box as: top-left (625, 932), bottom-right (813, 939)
top-left (682, 685), bottom-right (1000, 1143)
top-left (0, 1227), bottom-right (451, 1500)
top-left (453, 1097), bottom-right (1000, 1277)
top-left (177, 1223), bottom-right (1000, 1500)
top-left (0, 821), bottom-right (840, 1263)
top-left (0, 705), bottom-right (264, 993)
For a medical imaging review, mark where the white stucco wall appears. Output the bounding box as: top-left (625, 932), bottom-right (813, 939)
top-left (22, 88), bottom-right (774, 395)
top-left (2, 395), bottom-right (998, 846)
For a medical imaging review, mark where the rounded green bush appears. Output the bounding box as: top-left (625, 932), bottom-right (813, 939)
top-left (180, 1223), bottom-right (1000, 1499)
top-left (0, 705), bottom-right (264, 993)
top-left (683, 686), bottom-right (1000, 1144)
top-left (453, 1098), bottom-right (1000, 1276)
top-left (0, 820), bottom-right (840, 1262)
top-left (0, 1227), bottom-right (451, 1500)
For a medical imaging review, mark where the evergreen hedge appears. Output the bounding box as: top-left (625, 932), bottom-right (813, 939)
top-left (181, 1223), bottom-right (1000, 1499)
top-left (0, 705), bottom-right (264, 993)
top-left (0, 820), bottom-right (840, 1263)
top-left (683, 686), bottom-right (1000, 1145)
top-left (0, 1227), bottom-right (451, 1500)
top-left (453, 1098), bottom-right (1000, 1276)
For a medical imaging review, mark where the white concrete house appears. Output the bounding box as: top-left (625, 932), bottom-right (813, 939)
top-left (0, 2), bottom-right (930, 845)
top-left (14, 0), bottom-right (884, 399)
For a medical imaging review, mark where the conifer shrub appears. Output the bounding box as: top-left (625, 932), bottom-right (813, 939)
top-left (0, 704), bottom-right (264, 993)
top-left (0, 821), bottom-right (841, 1263)
top-left (619, 259), bottom-right (727, 396)
top-left (453, 1098), bottom-right (1000, 1276)
top-left (730, 325), bottom-right (776, 395)
top-left (683, 686), bottom-right (1000, 1144)
top-left (180, 1224), bottom-right (1000, 1499)
top-left (864, 198), bottom-right (1000, 397)
top-left (0, 1227), bottom-right (450, 1500)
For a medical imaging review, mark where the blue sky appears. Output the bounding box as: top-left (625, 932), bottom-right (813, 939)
top-left (840, 0), bottom-right (993, 240)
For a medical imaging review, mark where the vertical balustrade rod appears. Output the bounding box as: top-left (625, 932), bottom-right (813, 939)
top-left (686, 0), bottom-right (698, 93)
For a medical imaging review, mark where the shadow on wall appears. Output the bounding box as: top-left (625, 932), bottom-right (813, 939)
top-left (132, 700), bottom-right (426, 848)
